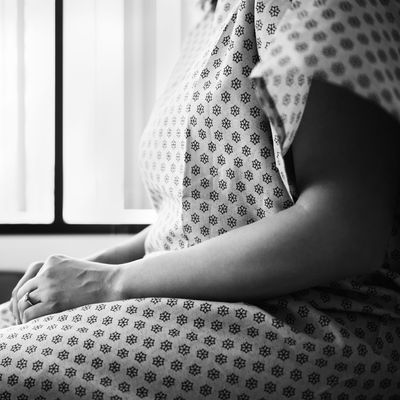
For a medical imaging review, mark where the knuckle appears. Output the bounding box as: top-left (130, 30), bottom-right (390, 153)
top-left (28, 260), bottom-right (41, 268)
top-left (27, 262), bottom-right (40, 275)
top-left (47, 254), bottom-right (65, 262)
top-left (45, 254), bottom-right (58, 264)
top-left (45, 254), bottom-right (67, 270)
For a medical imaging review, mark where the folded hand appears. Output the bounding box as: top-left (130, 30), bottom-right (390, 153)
top-left (15, 254), bottom-right (119, 324)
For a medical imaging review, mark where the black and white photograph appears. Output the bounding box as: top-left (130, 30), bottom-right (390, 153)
top-left (0, 0), bottom-right (400, 398)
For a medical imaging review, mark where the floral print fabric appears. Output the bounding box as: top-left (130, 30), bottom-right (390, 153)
top-left (1, 0), bottom-right (400, 398)
top-left (251, 0), bottom-right (400, 200)
top-left (0, 281), bottom-right (400, 399)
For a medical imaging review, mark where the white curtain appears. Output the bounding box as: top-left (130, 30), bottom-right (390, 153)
top-left (63, 0), bottom-right (201, 224)
top-left (0, 0), bottom-right (55, 223)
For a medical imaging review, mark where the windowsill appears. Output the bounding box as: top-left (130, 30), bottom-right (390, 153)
top-left (0, 234), bottom-right (132, 272)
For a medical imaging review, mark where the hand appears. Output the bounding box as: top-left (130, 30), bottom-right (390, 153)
top-left (10, 261), bottom-right (44, 324)
top-left (15, 254), bottom-right (120, 324)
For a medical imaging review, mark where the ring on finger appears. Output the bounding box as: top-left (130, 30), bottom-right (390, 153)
top-left (23, 292), bottom-right (34, 307)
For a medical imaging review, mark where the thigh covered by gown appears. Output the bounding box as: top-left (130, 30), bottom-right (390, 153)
top-left (0, 268), bottom-right (399, 399)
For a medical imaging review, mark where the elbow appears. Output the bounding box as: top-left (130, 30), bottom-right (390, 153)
top-left (293, 201), bottom-right (388, 280)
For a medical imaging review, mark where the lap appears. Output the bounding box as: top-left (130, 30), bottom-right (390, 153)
top-left (0, 294), bottom-right (399, 399)
top-left (0, 301), bottom-right (15, 330)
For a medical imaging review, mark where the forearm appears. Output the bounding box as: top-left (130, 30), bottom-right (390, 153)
top-left (115, 200), bottom-right (378, 302)
top-left (85, 226), bottom-right (150, 264)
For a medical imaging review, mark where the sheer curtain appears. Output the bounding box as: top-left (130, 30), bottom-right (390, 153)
top-left (0, 0), bottom-right (55, 223)
top-left (0, 0), bottom-right (200, 225)
top-left (63, 0), bottom-right (201, 224)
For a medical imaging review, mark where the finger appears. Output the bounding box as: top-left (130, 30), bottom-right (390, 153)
top-left (12, 262), bottom-right (43, 324)
top-left (18, 289), bottom-right (40, 324)
top-left (21, 301), bottom-right (47, 325)
top-left (16, 278), bottom-right (39, 325)
top-left (12, 262), bottom-right (43, 319)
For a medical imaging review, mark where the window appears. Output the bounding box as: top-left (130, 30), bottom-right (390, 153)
top-left (0, 0), bottom-right (55, 224)
top-left (0, 0), bottom-right (200, 231)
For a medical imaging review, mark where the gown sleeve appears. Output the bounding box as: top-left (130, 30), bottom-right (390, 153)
top-left (250, 0), bottom-right (400, 199)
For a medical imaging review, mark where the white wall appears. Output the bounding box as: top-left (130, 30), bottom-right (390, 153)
top-left (0, 234), bottom-right (132, 272)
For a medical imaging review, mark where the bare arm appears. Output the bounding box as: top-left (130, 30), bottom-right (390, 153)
top-left (85, 225), bottom-right (150, 264)
top-left (113, 80), bottom-right (400, 302)
top-left (16, 80), bottom-right (400, 323)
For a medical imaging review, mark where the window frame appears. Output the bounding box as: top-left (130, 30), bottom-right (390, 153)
top-left (0, 0), bottom-right (147, 235)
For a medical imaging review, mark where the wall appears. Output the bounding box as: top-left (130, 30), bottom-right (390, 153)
top-left (0, 234), bottom-right (132, 272)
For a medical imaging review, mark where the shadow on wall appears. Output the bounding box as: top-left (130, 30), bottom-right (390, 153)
top-left (0, 272), bottom-right (23, 303)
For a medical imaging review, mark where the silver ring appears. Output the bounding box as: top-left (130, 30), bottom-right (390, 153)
top-left (24, 292), bottom-right (34, 307)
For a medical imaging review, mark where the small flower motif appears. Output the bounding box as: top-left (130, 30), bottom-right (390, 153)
top-left (100, 377), bottom-right (112, 387)
top-left (126, 305), bottom-right (137, 315)
top-left (160, 340), bottom-right (173, 352)
top-left (134, 352), bottom-right (147, 363)
top-left (259, 345), bottom-right (271, 357)
top-left (278, 349), bottom-right (290, 361)
top-left (163, 375), bottom-right (175, 388)
top-left (271, 318), bottom-right (284, 329)
top-left (240, 342), bottom-right (253, 353)
top-left (266, 23), bottom-right (277, 35)
top-left (244, 171), bottom-right (254, 182)
top-left (269, 5), bottom-right (280, 17)
top-left (308, 372), bottom-right (320, 385)
top-left (119, 382), bottom-right (130, 393)
top-left (234, 357), bottom-right (246, 369)
top-left (82, 372), bottom-right (94, 381)
top-left (181, 380), bottom-right (193, 392)
top-left (221, 91), bottom-right (231, 103)
top-left (193, 318), bottom-right (205, 329)
top-left (109, 332), bottom-right (121, 341)
top-left (91, 357), bottom-right (103, 369)
top-left (126, 334), bottom-right (138, 345)
top-left (232, 52), bottom-right (243, 64)
top-left (117, 318), bottom-right (129, 328)
top-left (196, 349), bottom-right (209, 360)
top-left (207, 368), bottom-right (220, 381)
top-left (240, 119), bottom-right (250, 130)
top-left (215, 353), bottom-right (228, 365)
top-left (57, 349), bottom-right (69, 360)
top-left (47, 362), bottom-right (59, 375)
top-left (136, 387), bottom-right (148, 398)
top-left (319, 315), bottom-right (331, 327)
top-left (272, 186), bottom-right (283, 197)
top-left (42, 347), bottom-right (53, 357)
top-left (342, 345), bottom-right (353, 358)
top-left (315, 358), bottom-right (328, 368)
top-left (271, 364), bottom-right (284, 377)
top-left (296, 353), bottom-right (309, 365)
top-left (327, 374), bottom-right (339, 387)
top-left (142, 308), bottom-right (154, 318)
top-left (256, 1), bottom-right (265, 13)
top-left (323, 345), bottom-right (335, 357)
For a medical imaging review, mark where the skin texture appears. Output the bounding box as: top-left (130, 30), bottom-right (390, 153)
top-left (14, 79), bottom-right (400, 323)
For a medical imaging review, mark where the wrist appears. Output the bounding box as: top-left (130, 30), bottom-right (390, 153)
top-left (103, 263), bottom-right (122, 302)
top-left (107, 262), bottom-right (140, 301)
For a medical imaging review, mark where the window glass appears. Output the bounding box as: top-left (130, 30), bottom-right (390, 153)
top-left (0, 0), bottom-right (55, 223)
top-left (63, 0), bottom-right (200, 224)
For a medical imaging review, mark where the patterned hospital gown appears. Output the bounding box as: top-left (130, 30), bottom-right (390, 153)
top-left (1, 0), bottom-right (400, 398)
